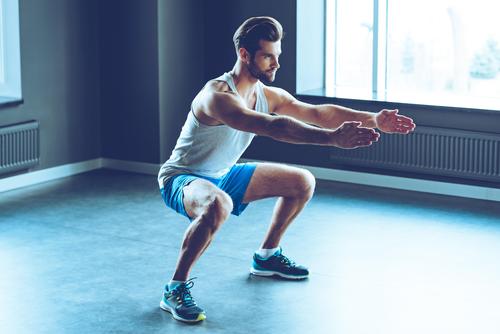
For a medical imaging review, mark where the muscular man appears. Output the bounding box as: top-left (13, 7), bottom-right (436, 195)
top-left (158, 16), bottom-right (415, 323)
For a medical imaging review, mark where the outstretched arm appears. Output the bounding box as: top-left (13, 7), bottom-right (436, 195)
top-left (202, 91), bottom-right (379, 149)
top-left (270, 87), bottom-right (415, 134)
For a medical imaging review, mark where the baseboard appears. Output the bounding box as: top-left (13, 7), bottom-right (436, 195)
top-left (309, 164), bottom-right (499, 202)
top-left (241, 159), bottom-right (500, 202)
top-left (0, 158), bottom-right (160, 193)
top-left (0, 158), bottom-right (103, 193)
top-left (1, 157), bottom-right (499, 202)
top-left (101, 158), bottom-right (160, 175)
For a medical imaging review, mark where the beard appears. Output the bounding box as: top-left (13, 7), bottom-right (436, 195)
top-left (247, 58), bottom-right (276, 84)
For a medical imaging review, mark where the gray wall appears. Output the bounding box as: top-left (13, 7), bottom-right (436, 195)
top-left (100, 0), bottom-right (160, 163)
top-left (0, 0), bottom-right (101, 171)
top-left (158, 0), bottom-right (206, 162)
top-left (99, 0), bottom-right (205, 164)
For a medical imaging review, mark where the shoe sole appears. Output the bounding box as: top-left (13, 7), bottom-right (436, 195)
top-left (160, 300), bottom-right (206, 323)
top-left (250, 267), bottom-right (308, 280)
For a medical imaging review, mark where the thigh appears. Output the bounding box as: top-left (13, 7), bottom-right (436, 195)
top-left (182, 178), bottom-right (232, 219)
top-left (242, 162), bottom-right (316, 203)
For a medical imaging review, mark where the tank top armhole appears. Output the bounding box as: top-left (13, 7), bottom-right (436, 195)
top-left (189, 108), bottom-right (201, 126)
top-left (258, 82), bottom-right (270, 114)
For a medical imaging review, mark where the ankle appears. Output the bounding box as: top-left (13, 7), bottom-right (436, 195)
top-left (256, 246), bottom-right (280, 259)
top-left (168, 279), bottom-right (185, 290)
top-left (172, 272), bottom-right (189, 283)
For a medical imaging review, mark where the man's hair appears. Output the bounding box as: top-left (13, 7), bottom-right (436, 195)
top-left (233, 16), bottom-right (284, 56)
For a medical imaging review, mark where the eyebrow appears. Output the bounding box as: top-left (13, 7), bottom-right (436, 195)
top-left (262, 52), bottom-right (281, 56)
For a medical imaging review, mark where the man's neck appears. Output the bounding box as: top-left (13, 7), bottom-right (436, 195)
top-left (229, 62), bottom-right (259, 98)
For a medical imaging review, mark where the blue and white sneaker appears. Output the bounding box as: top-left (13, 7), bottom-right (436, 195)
top-left (160, 278), bottom-right (206, 323)
top-left (250, 247), bottom-right (309, 280)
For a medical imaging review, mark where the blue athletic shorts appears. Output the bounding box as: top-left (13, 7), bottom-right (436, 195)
top-left (160, 163), bottom-right (257, 220)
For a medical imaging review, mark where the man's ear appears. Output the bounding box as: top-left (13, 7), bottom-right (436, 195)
top-left (238, 47), bottom-right (251, 64)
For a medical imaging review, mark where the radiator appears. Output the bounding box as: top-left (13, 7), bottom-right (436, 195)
top-left (0, 121), bottom-right (39, 175)
top-left (330, 126), bottom-right (500, 183)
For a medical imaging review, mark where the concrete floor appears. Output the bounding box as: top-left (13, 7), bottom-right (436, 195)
top-left (1, 169), bottom-right (499, 334)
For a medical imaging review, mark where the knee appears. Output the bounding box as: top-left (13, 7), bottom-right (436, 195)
top-left (293, 169), bottom-right (316, 200)
top-left (200, 192), bottom-right (233, 230)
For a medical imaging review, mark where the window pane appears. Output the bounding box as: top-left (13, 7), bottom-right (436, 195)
top-left (0, 0), bottom-right (21, 99)
top-left (387, 0), bottom-right (500, 109)
top-left (328, 0), bottom-right (373, 98)
top-left (0, 1), bottom-right (4, 84)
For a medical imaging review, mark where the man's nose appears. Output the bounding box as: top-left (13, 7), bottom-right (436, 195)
top-left (272, 58), bottom-right (280, 69)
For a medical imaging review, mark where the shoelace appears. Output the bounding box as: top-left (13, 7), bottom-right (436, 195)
top-left (172, 278), bottom-right (197, 308)
top-left (276, 253), bottom-right (296, 267)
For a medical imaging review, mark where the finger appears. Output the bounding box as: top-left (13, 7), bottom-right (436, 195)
top-left (355, 132), bottom-right (379, 140)
top-left (357, 128), bottom-right (375, 135)
top-left (396, 122), bottom-right (413, 129)
top-left (347, 121), bottom-right (362, 128)
top-left (355, 133), bottom-right (379, 143)
top-left (371, 129), bottom-right (381, 138)
top-left (356, 126), bottom-right (377, 133)
top-left (397, 126), bottom-right (414, 134)
top-left (354, 140), bottom-right (375, 148)
top-left (397, 116), bottom-right (413, 123)
top-left (358, 132), bottom-right (380, 141)
top-left (396, 121), bottom-right (415, 130)
top-left (357, 129), bottom-right (379, 137)
top-left (393, 127), bottom-right (409, 133)
top-left (383, 109), bottom-right (398, 115)
top-left (355, 135), bottom-right (375, 142)
top-left (399, 123), bottom-right (416, 130)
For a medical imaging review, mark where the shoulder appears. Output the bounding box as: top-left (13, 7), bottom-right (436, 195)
top-left (262, 84), bottom-right (296, 113)
top-left (195, 79), bottom-right (241, 104)
top-left (191, 79), bottom-right (246, 125)
top-left (198, 79), bottom-right (241, 106)
top-left (204, 79), bottom-right (232, 94)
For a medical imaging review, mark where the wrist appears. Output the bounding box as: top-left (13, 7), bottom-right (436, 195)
top-left (373, 112), bottom-right (381, 129)
top-left (326, 129), bottom-right (339, 147)
top-left (353, 110), bottom-right (378, 129)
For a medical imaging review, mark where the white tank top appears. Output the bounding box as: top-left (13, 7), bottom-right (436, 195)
top-left (157, 72), bottom-right (269, 188)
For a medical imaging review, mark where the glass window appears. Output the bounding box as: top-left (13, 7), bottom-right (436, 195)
top-left (0, 0), bottom-right (22, 103)
top-left (0, 0), bottom-right (6, 84)
top-left (325, 0), bottom-right (500, 110)
top-left (326, 0), bottom-right (373, 98)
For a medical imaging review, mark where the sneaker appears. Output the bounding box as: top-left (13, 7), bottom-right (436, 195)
top-left (250, 247), bottom-right (309, 280)
top-left (160, 278), bottom-right (206, 323)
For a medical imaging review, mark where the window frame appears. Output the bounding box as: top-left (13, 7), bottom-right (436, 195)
top-left (297, 0), bottom-right (500, 113)
top-left (0, 0), bottom-right (23, 108)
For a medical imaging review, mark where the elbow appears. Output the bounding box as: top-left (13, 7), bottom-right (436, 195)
top-left (265, 116), bottom-right (289, 140)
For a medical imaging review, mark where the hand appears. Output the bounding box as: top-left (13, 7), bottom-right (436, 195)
top-left (375, 109), bottom-right (415, 134)
top-left (331, 121), bottom-right (380, 149)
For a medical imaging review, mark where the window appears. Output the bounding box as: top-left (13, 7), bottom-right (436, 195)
top-left (0, 0), bottom-right (22, 105)
top-left (322, 0), bottom-right (500, 110)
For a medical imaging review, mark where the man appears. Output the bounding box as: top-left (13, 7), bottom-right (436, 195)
top-left (158, 16), bottom-right (415, 323)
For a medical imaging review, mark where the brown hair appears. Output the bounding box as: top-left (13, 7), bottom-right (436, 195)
top-left (233, 16), bottom-right (284, 56)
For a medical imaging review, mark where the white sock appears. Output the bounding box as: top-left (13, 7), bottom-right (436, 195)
top-left (256, 246), bottom-right (280, 259)
top-left (168, 279), bottom-right (185, 290)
